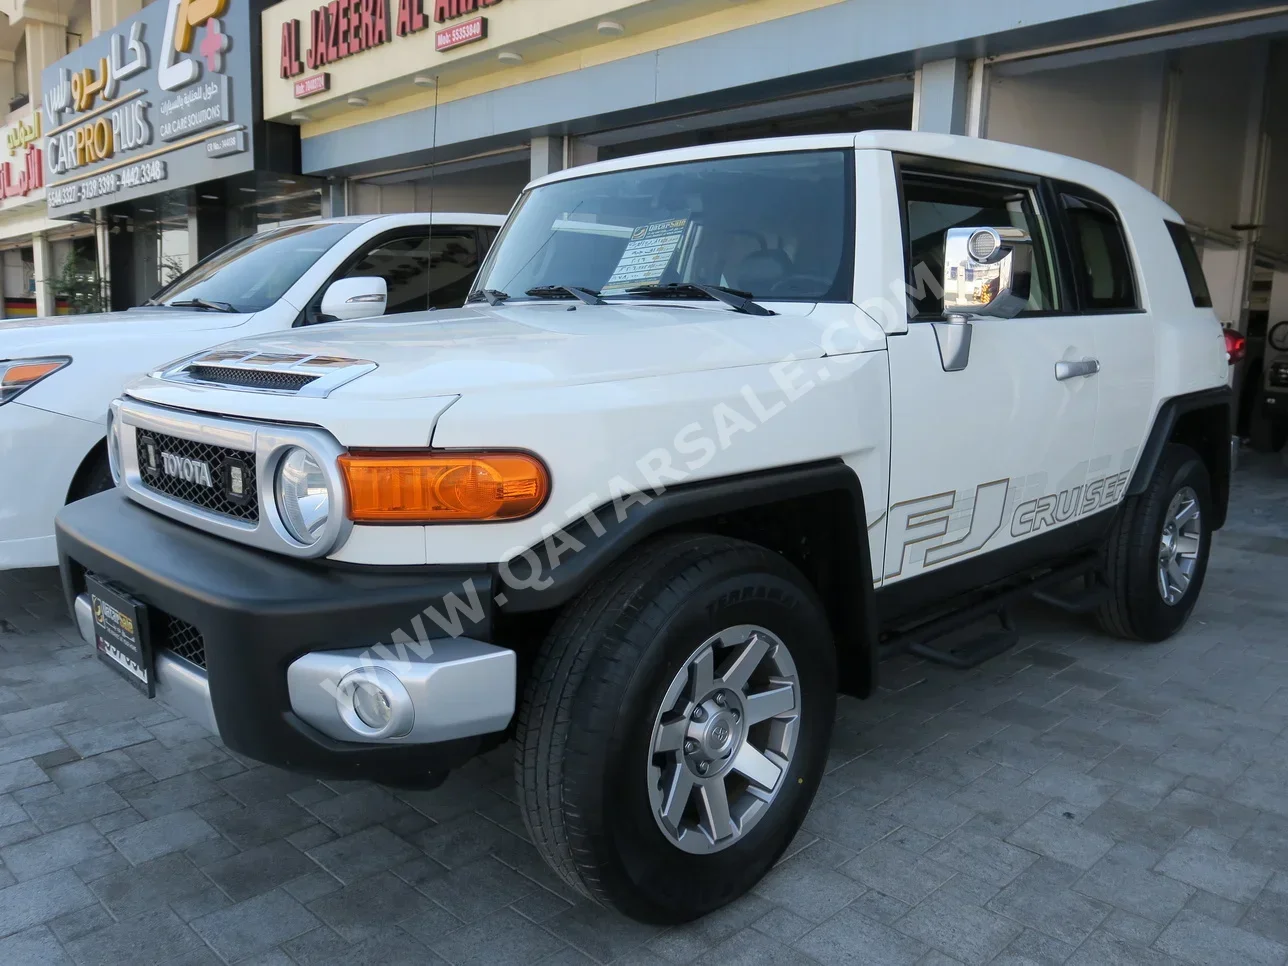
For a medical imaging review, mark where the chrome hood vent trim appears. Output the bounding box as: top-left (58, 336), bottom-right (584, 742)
top-left (159, 349), bottom-right (377, 398)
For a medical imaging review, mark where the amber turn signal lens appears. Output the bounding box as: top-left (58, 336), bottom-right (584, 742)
top-left (2, 361), bottom-right (65, 385)
top-left (339, 452), bottom-right (549, 523)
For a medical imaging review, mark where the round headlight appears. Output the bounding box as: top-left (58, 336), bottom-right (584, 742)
top-left (275, 447), bottom-right (331, 546)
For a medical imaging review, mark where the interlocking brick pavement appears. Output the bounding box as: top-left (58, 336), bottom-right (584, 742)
top-left (0, 450), bottom-right (1285, 965)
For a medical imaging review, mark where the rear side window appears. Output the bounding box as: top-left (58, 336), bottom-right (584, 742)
top-left (1060, 192), bottom-right (1139, 311)
top-left (1166, 221), bottom-right (1213, 308)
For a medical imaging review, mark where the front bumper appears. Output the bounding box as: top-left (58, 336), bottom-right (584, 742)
top-left (58, 490), bottom-right (513, 782)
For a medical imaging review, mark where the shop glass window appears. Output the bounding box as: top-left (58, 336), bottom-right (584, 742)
top-left (474, 151), bottom-right (854, 302)
top-left (1061, 192), bottom-right (1139, 311)
top-left (900, 172), bottom-right (1059, 317)
top-left (341, 228), bottom-right (481, 315)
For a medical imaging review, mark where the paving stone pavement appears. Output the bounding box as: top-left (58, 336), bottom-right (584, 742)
top-left (1, 450), bottom-right (1285, 966)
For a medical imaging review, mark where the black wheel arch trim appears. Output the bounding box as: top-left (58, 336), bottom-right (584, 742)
top-left (493, 458), bottom-right (880, 697)
top-left (1127, 386), bottom-right (1232, 529)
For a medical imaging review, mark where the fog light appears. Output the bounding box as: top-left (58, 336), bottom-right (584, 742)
top-left (335, 667), bottom-right (414, 740)
top-left (352, 681), bottom-right (393, 729)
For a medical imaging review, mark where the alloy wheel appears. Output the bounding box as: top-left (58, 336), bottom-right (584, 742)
top-left (1157, 485), bottom-right (1202, 605)
top-left (646, 625), bottom-right (801, 854)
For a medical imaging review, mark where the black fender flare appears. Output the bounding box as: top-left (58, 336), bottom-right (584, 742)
top-left (1128, 387), bottom-right (1232, 529)
top-left (493, 458), bottom-right (880, 697)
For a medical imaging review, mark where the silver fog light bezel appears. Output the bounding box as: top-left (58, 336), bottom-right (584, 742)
top-left (335, 667), bottom-right (414, 740)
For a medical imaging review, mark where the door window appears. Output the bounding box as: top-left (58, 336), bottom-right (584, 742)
top-left (1061, 192), bottom-right (1139, 311)
top-left (901, 172), bottom-right (1060, 317)
top-left (426, 228), bottom-right (481, 309)
top-left (342, 231), bottom-right (433, 315)
top-left (312, 226), bottom-right (483, 322)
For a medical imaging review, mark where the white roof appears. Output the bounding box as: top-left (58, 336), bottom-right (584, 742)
top-left (529, 130), bottom-right (1176, 221)
top-left (322, 212), bottom-right (508, 227)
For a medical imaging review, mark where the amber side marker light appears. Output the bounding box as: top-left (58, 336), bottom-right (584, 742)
top-left (339, 452), bottom-right (549, 523)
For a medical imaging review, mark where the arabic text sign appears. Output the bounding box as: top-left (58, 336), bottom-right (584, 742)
top-left (602, 219), bottom-right (691, 294)
top-left (41, 0), bottom-right (256, 215)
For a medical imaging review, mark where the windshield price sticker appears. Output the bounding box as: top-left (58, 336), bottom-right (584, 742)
top-left (602, 218), bottom-right (690, 294)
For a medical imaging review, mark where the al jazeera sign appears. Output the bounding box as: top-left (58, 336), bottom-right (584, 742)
top-left (41, 0), bottom-right (256, 215)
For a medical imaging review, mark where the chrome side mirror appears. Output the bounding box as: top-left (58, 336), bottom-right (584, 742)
top-left (942, 226), bottom-right (1033, 320)
top-left (321, 277), bottom-right (388, 322)
top-left (932, 227), bottom-right (1034, 373)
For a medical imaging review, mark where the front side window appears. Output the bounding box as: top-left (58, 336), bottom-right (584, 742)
top-left (148, 222), bottom-right (358, 314)
top-left (332, 227), bottom-right (482, 318)
top-left (901, 171), bottom-right (1059, 317)
top-left (475, 151), bottom-right (854, 302)
top-left (1165, 221), bottom-right (1213, 308)
top-left (1061, 191), bottom-right (1138, 311)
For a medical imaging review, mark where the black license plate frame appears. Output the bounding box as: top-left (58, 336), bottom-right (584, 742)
top-left (86, 575), bottom-right (155, 697)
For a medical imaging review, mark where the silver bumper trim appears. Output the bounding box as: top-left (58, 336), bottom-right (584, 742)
top-left (75, 593), bottom-right (219, 735)
top-left (287, 639), bottom-right (515, 744)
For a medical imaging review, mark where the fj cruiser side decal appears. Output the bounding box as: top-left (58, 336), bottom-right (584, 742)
top-left (1010, 470), bottom-right (1130, 538)
top-left (884, 483), bottom-right (1006, 579)
top-left (884, 460), bottom-right (1134, 581)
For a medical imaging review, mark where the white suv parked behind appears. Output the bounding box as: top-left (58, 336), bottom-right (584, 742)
top-left (57, 132), bottom-right (1233, 924)
top-left (0, 212), bottom-right (503, 569)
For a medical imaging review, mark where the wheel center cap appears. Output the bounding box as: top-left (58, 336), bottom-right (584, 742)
top-left (700, 711), bottom-right (738, 758)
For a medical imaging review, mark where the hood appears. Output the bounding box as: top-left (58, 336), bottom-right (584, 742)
top-left (136, 302), bottom-right (827, 403)
top-left (0, 306), bottom-right (253, 355)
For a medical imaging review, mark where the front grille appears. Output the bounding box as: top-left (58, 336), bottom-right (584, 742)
top-left (136, 431), bottom-right (258, 522)
top-left (158, 615), bottom-right (206, 669)
top-left (185, 365), bottom-right (319, 392)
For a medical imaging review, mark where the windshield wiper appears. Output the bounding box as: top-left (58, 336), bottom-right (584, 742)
top-left (166, 298), bottom-right (239, 314)
top-left (623, 283), bottom-right (775, 316)
top-left (466, 289), bottom-right (510, 306)
top-left (525, 285), bottom-right (606, 306)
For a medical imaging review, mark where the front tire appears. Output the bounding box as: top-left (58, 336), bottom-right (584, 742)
top-left (514, 533), bottom-right (836, 923)
top-left (1097, 444), bottom-right (1212, 641)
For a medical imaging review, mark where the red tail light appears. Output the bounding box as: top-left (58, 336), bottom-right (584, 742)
top-left (1223, 327), bottom-right (1247, 365)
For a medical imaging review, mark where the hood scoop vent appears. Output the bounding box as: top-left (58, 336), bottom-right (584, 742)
top-left (160, 350), bottom-right (377, 398)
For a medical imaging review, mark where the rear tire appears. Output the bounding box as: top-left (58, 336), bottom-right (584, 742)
top-left (1097, 444), bottom-right (1211, 641)
top-left (514, 533), bottom-right (836, 924)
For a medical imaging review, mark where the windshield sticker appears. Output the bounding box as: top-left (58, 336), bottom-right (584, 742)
top-left (602, 218), bottom-right (690, 294)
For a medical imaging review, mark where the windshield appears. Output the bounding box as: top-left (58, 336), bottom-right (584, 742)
top-left (148, 222), bottom-right (359, 313)
top-left (474, 150), bottom-right (854, 302)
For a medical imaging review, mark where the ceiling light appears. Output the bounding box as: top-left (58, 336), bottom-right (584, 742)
top-left (239, 187), bottom-right (257, 193)
top-left (290, 111), bottom-right (309, 122)
top-left (413, 75), bottom-right (436, 87)
top-left (278, 179), bottom-right (297, 185)
top-left (347, 95), bottom-right (368, 107)
top-left (137, 207), bottom-right (154, 213)
top-left (497, 51), bottom-right (523, 65)
top-left (597, 20), bottom-right (624, 37)
top-left (200, 194), bottom-right (219, 200)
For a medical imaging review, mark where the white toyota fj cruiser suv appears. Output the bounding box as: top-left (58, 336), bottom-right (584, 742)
top-left (57, 131), bottom-right (1233, 924)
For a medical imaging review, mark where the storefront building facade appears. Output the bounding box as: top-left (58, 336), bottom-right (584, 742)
top-left (260, 0), bottom-right (1286, 347)
top-left (0, 103), bottom-right (92, 317)
top-left (38, 0), bottom-right (311, 312)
